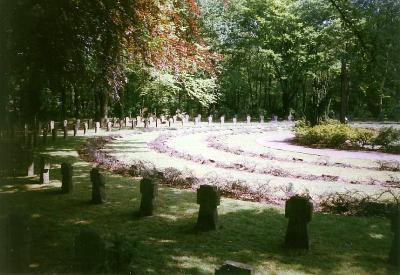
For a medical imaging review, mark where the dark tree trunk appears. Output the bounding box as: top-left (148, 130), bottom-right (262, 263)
top-left (99, 90), bottom-right (108, 119)
top-left (340, 58), bottom-right (349, 123)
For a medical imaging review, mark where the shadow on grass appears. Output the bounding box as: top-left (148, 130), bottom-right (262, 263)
top-left (0, 135), bottom-right (394, 274)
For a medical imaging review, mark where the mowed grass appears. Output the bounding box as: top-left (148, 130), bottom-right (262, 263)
top-left (0, 136), bottom-right (395, 274)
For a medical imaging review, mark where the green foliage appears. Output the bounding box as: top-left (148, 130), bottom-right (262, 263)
top-left (373, 127), bottom-right (400, 147)
top-left (294, 120), bottom-right (376, 148)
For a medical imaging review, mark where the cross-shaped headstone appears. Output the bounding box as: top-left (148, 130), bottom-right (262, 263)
top-left (74, 228), bottom-right (105, 272)
top-left (90, 168), bottom-right (106, 204)
top-left (139, 178), bottom-right (158, 216)
top-left (61, 162), bottom-right (73, 193)
top-left (196, 185), bottom-right (220, 231)
top-left (284, 195), bottom-right (313, 249)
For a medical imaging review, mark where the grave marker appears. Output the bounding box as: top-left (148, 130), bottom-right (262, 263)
top-left (215, 261), bottom-right (254, 275)
top-left (139, 178), bottom-right (158, 216)
top-left (95, 122), bottom-right (100, 133)
top-left (208, 116), bottom-right (213, 125)
top-left (49, 120), bottom-right (55, 130)
top-left (74, 228), bottom-right (105, 272)
top-left (90, 168), bottom-right (106, 204)
top-left (284, 195), bottom-right (313, 249)
top-left (196, 185), bottom-right (220, 231)
top-left (61, 162), bottom-right (73, 193)
top-left (39, 156), bottom-right (50, 184)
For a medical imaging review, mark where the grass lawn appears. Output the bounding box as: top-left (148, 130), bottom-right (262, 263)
top-left (0, 136), bottom-right (395, 274)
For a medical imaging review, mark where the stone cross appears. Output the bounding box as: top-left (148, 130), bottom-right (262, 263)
top-left (90, 168), bottom-right (106, 204)
top-left (260, 115), bottom-right (264, 123)
top-left (196, 185), bottom-right (220, 231)
top-left (284, 195), bottom-right (313, 249)
top-left (389, 208), bottom-right (400, 268)
top-left (39, 156), bottom-right (50, 184)
top-left (74, 228), bottom-right (105, 272)
top-left (61, 162), bottom-right (73, 193)
top-left (220, 116), bottom-right (225, 124)
top-left (215, 261), bottom-right (254, 275)
top-left (83, 122), bottom-right (88, 134)
top-left (51, 128), bottom-right (57, 141)
top-left (2, 213), bottom-right (31, 273)
top-left (208, 116), bottom-right (213, 125)
top-left (246, 115), bottom-right (251, 124)
top-left (139, 178), bottom-right (158, 216)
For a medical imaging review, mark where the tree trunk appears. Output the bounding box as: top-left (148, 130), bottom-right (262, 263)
top-left (340, 58), bottom-right (349, 123)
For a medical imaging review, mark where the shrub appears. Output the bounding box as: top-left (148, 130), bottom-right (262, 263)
top-left (294, 120), bottom-right (375, 149)
top-left (351, 128), bottom-right (375, 147)
top-left (373, 127), bottom-right (400, 147)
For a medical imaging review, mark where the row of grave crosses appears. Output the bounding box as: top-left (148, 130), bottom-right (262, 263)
top-left (41, 113), bottom-right (288, 131)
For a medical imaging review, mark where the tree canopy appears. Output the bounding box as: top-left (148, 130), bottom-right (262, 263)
top-left (1, 0), bottom-right (399, 126)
